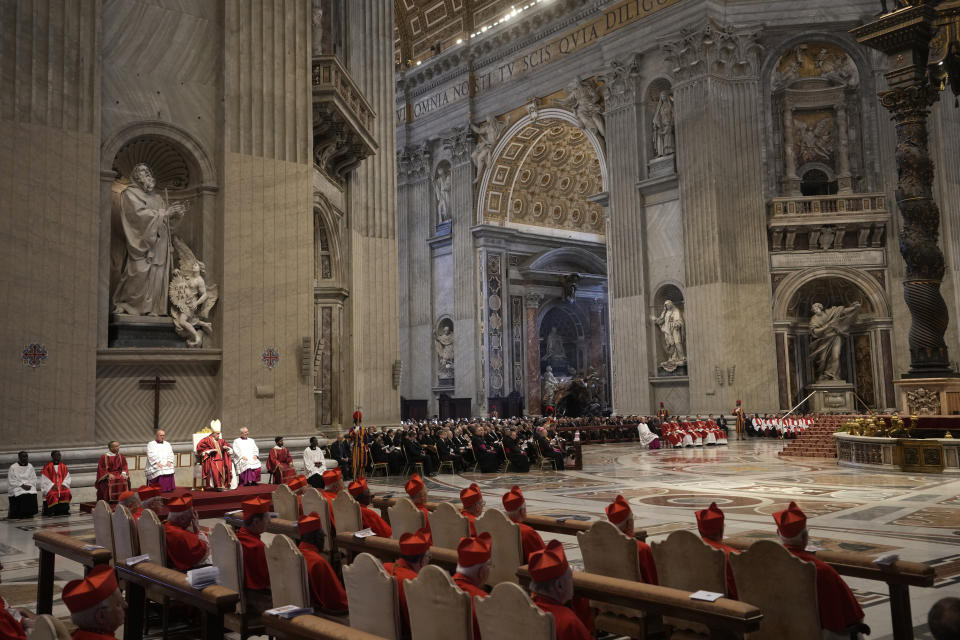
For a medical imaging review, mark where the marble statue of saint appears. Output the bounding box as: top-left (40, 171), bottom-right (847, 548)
top-left (168, 236), bottom-right (219, 348)
top-left (112, 163), bottom-right (187, 316)
top-left (652, 91), bottom-right (675, 157)
top-left (470, 114), bottom-right (508, 185)
top-left (654, 300), bottom-right (686, 371)
top-left (545, 327), bottom-right (565, 360)
top-left (556, 78), bottom-right (605, 144)
top-left (435, 324), bottom-right (454, 379)
top-left (434, 166), bottom-right (451, 223)
top-left (542, 366), bottom-right (559, 405)
top-left (809, 301), bottom-right (861, 382)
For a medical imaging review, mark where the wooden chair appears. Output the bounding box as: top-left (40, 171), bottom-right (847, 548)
top-left (332, 490), bottom-right (363, 534)
top-left (404, 564), bottom-right (473, 640)
top-left (438, 458), bottom-right (456, 475)
top-left (498, 442), bottom-right (511, 473)
top-left (402, 446), bottom-right (425, 478)
top-left (651, 529), bottom-right (727, 635)
top-left (27, 614), bottom-right (70, 640)
top-left (265, 534), bottom-right (310, 609)
top-left (343, 552), bottom-right (402, 640)
top-left (111, 504), bottom-right (139, 565)
top-left (532, 441), bottom-right (557, 472)
top-left (729, 540), bottom-right (819, 640)
top-left (577, 519), bottom-right (649, 639)
top-left (210, 522), bottom-right (266, 640)
top-left (301, 487), bottom-right (335, 554)
top-left (92, 500), bottom-right (116, 561)
top-left (273, 483), bottom-right (300, 521)
top-left (429, 502), bottom-right (471, 550)
top-left (476, 582), bottom-right (554, 640)
top-left (371, 460), bottom-right (390, 477)
top-left (475, 509), bottom-right (522, 585)
top-left (388, 497), bottom-right (426, 540)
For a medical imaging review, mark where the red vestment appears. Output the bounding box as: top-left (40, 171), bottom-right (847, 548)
top-left (518, 522), bottom-right (546, 563)
top-left (701, 537), bottom-right (739, 599)
top-left (360, 505), bottom-right (392, 537)
top-left (41, 462), bottom-right (72, 507)
top-left (383, 559), bottom-right (418, 636)
top-left (298, 541), bottom-right (348, 612)
top-left (637, 540), bottom-right (659, 585)
top-left (452, 573), bottom-right (488, 639)
top-left (532, 594), bottom-right (592, 640)
top-left (96, 453), bottom-right (129, 501)
top-left (130, 507), bottom-right (144, 521)
top-left (196, 434), bottom-right (231, 489)
top-left (237, 527), bottom-right (270, 590)
top-left (785, 545), bottom-right (864, 632)
top-left (163, 521), bottom-right (208, 571)
top-left (321, 490), bottom-right (337, 526)
top-left (416, 504), bottom-right (432, 537)
top-left (0, 596), bottom-right (26, 640)
top-left (267, 447), bottom-right (296, 484)
top-left (461, 510), bottom-right (478, 536)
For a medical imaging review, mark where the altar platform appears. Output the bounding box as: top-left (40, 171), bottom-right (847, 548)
top-left (78, 483), bottom-right (279, 518)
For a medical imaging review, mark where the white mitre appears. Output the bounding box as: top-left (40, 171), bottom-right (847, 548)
top-left (210, 418), bottom-right (222, 433)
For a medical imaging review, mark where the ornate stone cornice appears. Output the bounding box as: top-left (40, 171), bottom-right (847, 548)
top-left (443, 126), bottom-right (474, 165)
top-left (601, 54), bottom-right (643, 112)
top-left (660, 19), bottom-right (763, 84)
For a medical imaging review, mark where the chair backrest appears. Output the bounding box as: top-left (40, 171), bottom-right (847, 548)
top-left (210, 522), bottom-right (247, 614)
top-left (272, 483), bottom-right (300, 521)
top-left (28, 614), bottom-right (71, 640)
top-left (343, 552), bottom-right (401, 640)
top-left (651, 530), bottom-right (726, 593)
top-left (729, 540), bottom-right (820, 640)
top-left (332, 490), bottom-right (362, 534)
top-left (136, 509), bottom-right (167, 567)
top-left (476, 582), bottom-right (553, 640)
top-left (266, 534), bottom-right (310, 609)
top-left (92, 500), bottom-right (115, 560)
top-left (404, 564), bottom-right (473, 640)
top-left (475, 509), bottom-right (522, 584)
top-left (429, 502), bottom-right (471, 550)
top-left (388, 497), bottom-right (425, 540)
top-left (301, 487), bottom-right (335, 553)
top-left (111, 504), bottom-right (139, 564)
top-left (577, 520), bottom-right (641, 581)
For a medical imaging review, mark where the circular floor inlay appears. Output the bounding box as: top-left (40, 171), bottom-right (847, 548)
top-left (638, 494), bottom-right (764, 508)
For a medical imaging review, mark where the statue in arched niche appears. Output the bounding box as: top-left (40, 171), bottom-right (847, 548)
top-left (654, 300), bottom-right (686, 372)
top-left (435, 320), bottom-right (455, 381)
top-left (809, 301), bottom-right (861, 382)
top-left (652, 90), bottom-right (675, 157)
top-left (434, 165), bottom-right (451, 224)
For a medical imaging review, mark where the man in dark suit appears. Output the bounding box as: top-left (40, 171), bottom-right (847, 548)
top-left (328, 434), bottom-right (352, 480)
top-left (403, 431), bottom-right (436, 476)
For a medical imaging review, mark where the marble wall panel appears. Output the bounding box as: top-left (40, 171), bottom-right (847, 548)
top-left (645, 198), bottom-right (684, 296)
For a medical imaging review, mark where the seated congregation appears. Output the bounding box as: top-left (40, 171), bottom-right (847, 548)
top-left (6, 466), bottom-right (900, 640)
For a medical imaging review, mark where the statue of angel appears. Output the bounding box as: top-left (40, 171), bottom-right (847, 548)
top-left (470, 114), bottom-right (508, 185)
top-left (555, 78), bottom-right (605, 144)
top-left (169, 236), bottom-right (219, 348)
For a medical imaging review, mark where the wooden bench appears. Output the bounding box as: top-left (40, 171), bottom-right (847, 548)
top-left (333, 533), bottom-right (458, 573)
top-left (33, 530), bottom-right (113, 615)
top-left (116, 561), bottom-right (239, 640)
top-left (261, 612), bottom-right (388, 640)
top-left (725, 536), bottom-right (935, 640)
top-left (516, 565), bottom-right (762, 640)
top-left (223, 512), bottom-right (300, 539)
top-left (369, 498), bottom-right (647, 541)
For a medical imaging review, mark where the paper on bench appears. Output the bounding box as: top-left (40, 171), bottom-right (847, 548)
top-left (873, 552), bottom-right (899, 566)
top-left (265, 604), bottom-right (314, 619)
top-left (353, 528), bottom-right (376, 539)
top-left (82, 544), bottom-right (105, 551)
top-left (689, 590), bottom-right (724, 602)
top-left (126, 554), bottom-right (150, 566)
top-left (187, 566), bottom-right (220, 589)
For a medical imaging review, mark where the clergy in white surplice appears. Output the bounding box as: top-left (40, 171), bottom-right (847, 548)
top-left (232, 427), bottom-right (262, 486)
top-left (7, 451), bottom-right (38, 519)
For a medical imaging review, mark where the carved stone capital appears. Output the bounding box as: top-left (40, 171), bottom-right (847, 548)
top-left (443, 126), bottom-right (474, 165)
top-left (525, 292), bottom-right (543, 309)
top-left (601, 54), bottom-right (643, 112)
top-left (400, 142), bottom-right (431, 181)
top-left (879, 84), bottom-right (940, 120)
top-left (661, 19), bottom-right (763, 84)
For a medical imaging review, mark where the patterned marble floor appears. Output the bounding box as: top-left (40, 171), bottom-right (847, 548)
top-left (2, 438), bottom-right (957, 639)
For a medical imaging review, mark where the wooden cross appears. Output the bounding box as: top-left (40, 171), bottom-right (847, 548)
top-left (139, 376), bottom-right (176, 431)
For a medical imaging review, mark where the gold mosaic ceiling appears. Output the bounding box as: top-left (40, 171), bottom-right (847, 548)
top-left (393, 0), bottom-right (520, 67)
top-left (483, 117), bottom-right (605, 234)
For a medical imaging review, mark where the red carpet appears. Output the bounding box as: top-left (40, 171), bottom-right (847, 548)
top-left (79, 484), bottom-right (279, 518)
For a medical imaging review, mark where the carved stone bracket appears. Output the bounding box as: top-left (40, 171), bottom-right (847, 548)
top-left (661, 18), bottom-right (763, 83)
top-left (312, 56), bottom-right (378, 186)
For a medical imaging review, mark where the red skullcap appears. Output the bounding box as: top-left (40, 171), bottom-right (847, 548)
top-left (399, 527), bottom-right (432, 556)
top-left (405, 474), bottom-right (425, 497)
top-left (460, 483), bottom-right (483, 508)
top-left (773, 501), bottom-right (807, 539)
top-left (63, 565), bottom-right (118, 614)
top-left (502, 485), bottom-right (525, 511)
top-left (457, 532), bottom-right (492, 567)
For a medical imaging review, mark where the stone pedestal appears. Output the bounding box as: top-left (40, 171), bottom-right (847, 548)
top-left (434, 220), bottom-right (451, 237)
top-left (893, 378), bottom-right (960, 416)
top-left (808, 381), bottom-right (856, 412)
top-left (647, 154), bottom-right (675, 179)
top-left (108, 315), bottom-right (186, 348)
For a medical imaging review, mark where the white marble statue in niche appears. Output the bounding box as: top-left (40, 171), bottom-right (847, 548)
top-left (654, 300), bottom-right (686, 372)
top-left (470, 114), bottom-right (508, 184)
top-left (652, 90), bottom-right (675, 157)
top-left (434, 165), bottom-right (451, 224)
top-left (169, 237), bottom-right (219, 348)
top-left (809, 301), bottom-right (861, 382)
top-left (556, 78), bottom-right (605, 145)
top-left (435, 322), bottom-right (454, 381)
top-left (542, 365), bottom-right (559, 406)
top-left (112, 163), bottom-right (188, 316)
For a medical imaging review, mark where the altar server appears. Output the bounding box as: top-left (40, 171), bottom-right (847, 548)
top-left (232, 427), bottom-right (261, 486)
top-left (145, 430), bottom-right (176, 492)
top-left (6, 451), bottom-right (38, 519)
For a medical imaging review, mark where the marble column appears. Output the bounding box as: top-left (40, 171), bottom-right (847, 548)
top-left (601, 54), bottom-right (652, 414)
top-left (663, 20), bottom-right (778, 412)
top-left (525, 293), bottom-right (543, 413)
top-left (343, 0), bottom-right (401, 423)
top-left (588, 300), bottom-right (607, 404)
